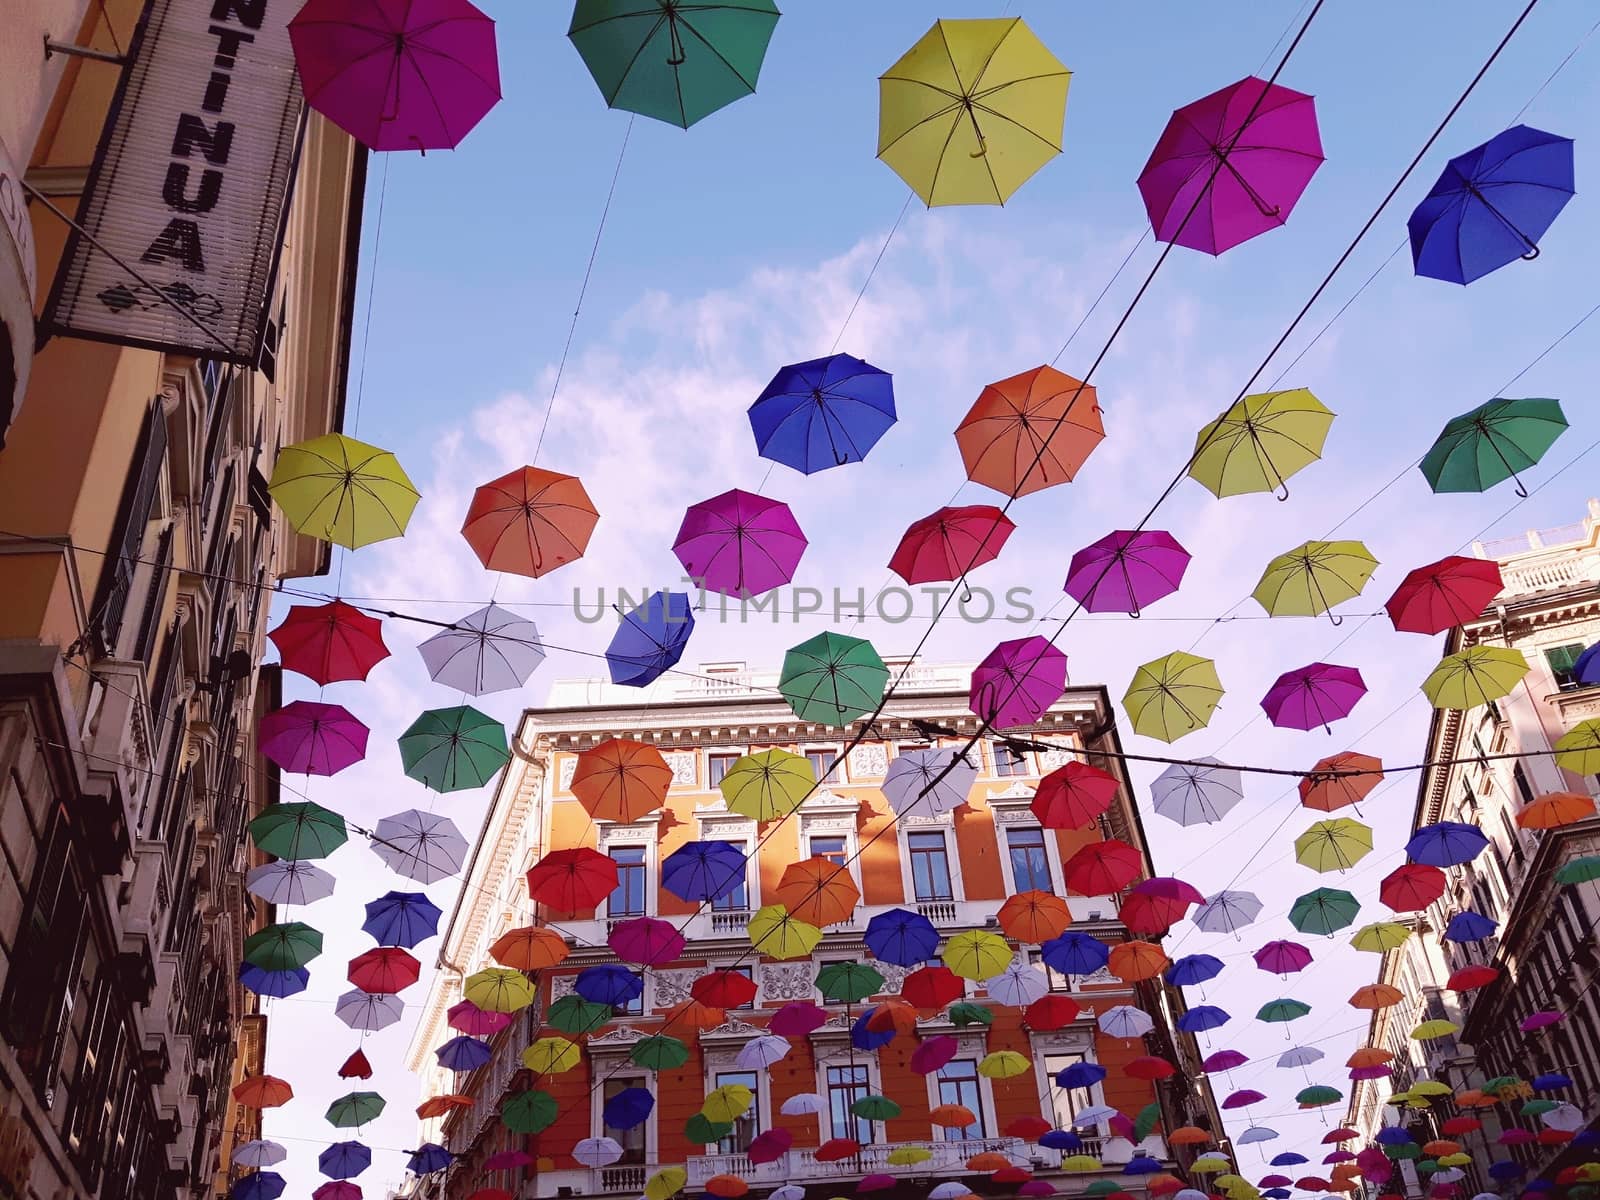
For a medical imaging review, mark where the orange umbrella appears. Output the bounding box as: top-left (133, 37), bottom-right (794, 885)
top-left (1149, 1176), bottom-right (1186, 1196)
top-left (666, 999), bottom-right (726, 1031)
top-left (1422, 1140), bottom-right (1461, 1157)
top-left (461, 465), bottom-right (599, 579)
top-left (965, 1152), bottom-right (1012, 1171)
top-left (1516, 790), bottom-right (1595, 829)
top-left (705, 1177), bottom-right (749, 1199)
top-left (774, 856), bottom-right (860, 926)
top-left (865, 999), bottom-right (919, 1036)
top-left (1455, 1089), bottom-right (1489, 1107)
top-left (232, 1075), bottom-right (293, 1108)
top-left (1349, 983), bottom-right (1403, 1010)
top-left (931, 1103), bottom-right (978, 1128)
top-left (1299, 752), bottom-right (1383, 812)
top-left (1169, 1126), bottom-right (1213, 1146)
top-left (570, 738), bottom-right (673, 823)
top-left (417, 1095), bottom-right (475, 1119)
top-left (1109, 939), bottom-right (1169, 982)
top-left (490, 925), bottom-right (569, 971)
top-left (998, 890), bottom-right (1072, 943)
top-left (955, 365), bottom-right (1105, 498)
top-left (1346, 1046), bottom-right (1393, 1068)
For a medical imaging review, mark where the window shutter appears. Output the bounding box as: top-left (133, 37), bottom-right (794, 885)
top-left (92, 403), bottom-right (168, 657)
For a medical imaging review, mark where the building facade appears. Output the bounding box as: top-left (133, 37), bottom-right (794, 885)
top-left (1347, 503), bottom-right (1600, 1188)
top-left (408, 662), bottom-right (1228, 1200)
top-left (0, 3), bottom-right (365, 1198)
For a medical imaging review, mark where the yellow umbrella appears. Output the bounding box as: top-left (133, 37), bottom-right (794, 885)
top-left (1555, 719), bottom-right (1600, 773)
top-left (720, 749), bottom-right (815, 821)
top-left (267, 433), bottom-right (420, 549)
top-left (1060, 1156), bottom-right (1102, 1173)
top-left (1200, 1163), bottom-right (1238, 1178)
top-left (1122, 651), bottom-right (1224, 743)
top-left (1438, 1154), bottom-right (1473, 1167)
top-left (942, 929), bottom-right (1013, 980)
top-left (977, 1050), bottom-right (1030, 1079)
top-left (1294, 817), bottom-right (1373, 872)
top-left (747, 904), bottom-right (821, 961)
top-left (645, 1167), bottom-right (687, 1200)
top-left (1410, 1080), bottom-right (1452, 1097)
top-left (463, 967), bottom-right (536, 1013)
top-left (887, 1147), bottom-right (934, 1166)
top-left (701, 1083), bottom-right (754, 1123)
top-left (1188, 389), bottom-right (1335, 499)
top-left (878, 18), bottom-right (1070, 207)
top-left (1253, 540), bottom-right (1379, 618)
top-left (1421, 645), bottom-right (1528, 709)
top-left (1349, 922), bottom-right (1410, 953)
top-left (521, 1036), bottom-right (580, 1075)
top-left (1412, 1019), bottom-right (1460, 1040)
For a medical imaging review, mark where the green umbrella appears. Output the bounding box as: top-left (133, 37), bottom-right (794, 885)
top-left (398, 706), bottom-right (510, 793)
top-left (502, 1089), bottom-right (559, 1134)
top-left (1086, 1182), bottom-right (1124, 1196)
top-left (1556, 855), bottom-right (1600, 886)
top-left (1521, 1099), bottom-right (1560, 1116)
top-left (685, 1113), bottom-right (733, 1145)
top-left (1419, 397), bottom-right (1567, 496)
top-left (816, 961), bottom-right (884, 1004)
top-left (1133, 1101), bottom-right (1162, 1142)
top-left (242, 921), bottom-right (323, 971)
top-left (1288, 887), bottom-right (1360, 935)
top-left (326, 1091), bottom-right (386, 1128)
top-left (1482, 1075), bottom-right (1524, 1094)
top-left (546, 994), bottom-right (613, 1035)
top-left (248, 801), bottom-right (348, 860)
top-left (948, 1001), bottom-right (994, 1027)
top-left (779, 633), bottom-right (889, 726)
top-left (1257, 999), bottom-right (1312, 1023)
top-left (568, 0), bottom-right (781, 130)
top-left (1385, 1142), bottom-right (1422, 1161)
top-left (850, 1094), bottom-right (901, 1122)
top-left (1296, 1085), bottom-right (1342, 1106)
top-left (631, 1034), bottom-right (689, 1071)
top-left (1417, 1160), bottom-right (1440, 1174)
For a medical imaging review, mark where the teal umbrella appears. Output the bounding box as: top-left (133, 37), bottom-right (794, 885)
top-left (242, 922), bottom-right (323, 971)
top-left (779, 632), bottom-right (889, 726)
top-left (326, 1092), bottom-right (386, 1128)
top-left (1257, 999), bottom-right (1312, 1024)
top-left (568, 0), bottom-right (781, 129)
top-left (948, 1001), bottom-right (994, 1027)
top-left (501, 1089), bottom-right (559, 1134)
top-left (816, 961), bottom-right (884, 1004)
top-left (685, 1114), bottom-right (733, 1145)
top-left (631, 1034), bottom-right (689, 1071)
top-left (398, 706), bottom-right (510, 793)
top-left (1288, 887), bottom-right (1360, 935)
top-left (850, 1094), bottom-right (901, 1121)
top-left (248, 801), bottom-right (348, 860)
top-left (546, 994), bottom-right (613, 1035)
top-left (1419, 397), bottom-right (1567, 497)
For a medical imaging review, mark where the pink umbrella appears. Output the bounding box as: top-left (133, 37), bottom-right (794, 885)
top-left (859, 1177), bottom-right (896, 1194)
top-left (289, 0), bottom-right (502, 152)
top-left (607, 916), bottom-right (684, 966)
top-left (1349, 1065), bottom-right (1391, 1081)
top-left (1020, 1184), bottom-right (1058, 1198)
top-left (970, 636), bottom-right (1068, 730)
top-left (1260, 663), bottom-right (1367, 732)
top-left (747, 1129), bottom-right (793, 1165)
top-left (673, 489), bottom-right (807, 597)
top-left (1324, 1152), bottom-right (1356, 1164)
top-left (1253, 940), bottom-right (1313, 975)
top-left (1138, 76), bottom-right (1325, 255)
top-left (1107, 1114), bottom-right (1135, 1140)
top-left (1222, 1089), bottom-right (1266, 1109)
top-left (314, 1184), bottom-right (361, 1200)
top-left (770, 1000), bottom-right (827, 1036)
top-left (1133, 876), bottom-right (1205, 909)
top-left (447, 1000), bottom-right (512, 1036)
top-left (482, 1151), bottom-right (533, 1171)
top-left (1499, 1130), bottom-right (1537, 1145)
top-left (910, 1034), bottom-right (959, 1076)
top-left (259, 701), bottom-right (368, 775)
top-left (1356, 1148), bottom-right (1392, 1184)
top-left (1203, 1049), bottom-right (1248, 1072)
top-left (1064, 529), bottom-right (1191, 615)
top-left (1520, 1010), bottom-right (1563, 1032)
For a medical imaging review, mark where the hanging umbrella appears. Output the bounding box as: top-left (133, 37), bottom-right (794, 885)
top-left (747, 904), bottom-right (820, 960)
top-left (348, 947), bottom-right (420, 993)
top-left (325, 1091), bottom-right (385, 1128)
top-left (1177, 1005), bottom-right (1230, 1033)
top-left (1254, 540), bottom-right (1379, 619)
top-left (1406, 822), bottom-right (1488, 867)
top-left (1138, 76), bottom-right (1323, 254)
top-left (1576, 641), bottom-right (1600, 685)
top-left (269, 600), bottom-right (389, 685)
top-left (1350, 984), bottom-right (1403, 1010)
top-left (1422, 645), bottom-right (1529, 708)
top-left (1256, 999), bottom-right (1311, 1024)
top-left (1261, 663), bottom-right (1367, 731)
top-left (1289, 888), bottom-right (1360, 935)
top-left (865, 907), bottom-right (940, 965)
top-left (721, 748), bottom-right (815, 820)
top-left (780, 1091), bottom-right (824, 1116)
top-left (1032, 760), bottom-right (1118, 829)
top-left (1188, 390), bottom-right (1335, 498)
top-left (910, 1035), bottom-right (959, 1076)
top-left (602, 1087), bottom-right (654, 1132)
top-left (525, 847), bottom-right (618, 912)
top-left (233, 1173), bottom-right (287, 1200)
top-left (734, 1035), bottom-right (791, 1071)
top-left (890, 505), bottom-right (1016, 585)
top-left (985, 962), bottom-right (1048, 1006)
top-left (1420, 397), bottom-right (1568, 495)
top-left (575, 964), bottom-right (644, 1007)
top-left (234, 1075), bottom-right (295, 1109)
top-left (1099, 1005), bottom-right (1154, 1038)
top-left (970, 637), bottom-right (1069, 729)
top-left (521, 1037), bottom-right (581, 1075)
top-left (362, 891), bottom-right (443, 949)
top-left (1168, 954), bottom-right (1224, 987)
top-left (1299, 752), bottom-right (1383, 812)
top-left (1386, 556), bottom-right (1505, 634)
top-left (1519, 791), bottom-right (1596, 829)
top-left (490, 925), bottom-right (568, 971)
top-left (234, 1141), bottom-right (288, 1170)
top-left (312, 1185), bottom-right (359, 1200)
top-left (501, 1089), bottom-right (558, 1134)
top-left (776, 856), bottom-right (859, 926)
top-left (398, 706), bottom-right (509, 793)
top-left (434, 1036), bottom-right (492, 1073)
top-left (902, 965), bottom-right (965, 1008)
top-left (956, 366), bottom-right (1103, 498)
top-left (249, 801), bottom-right (348, 861)
top-left (335, 989), bottom-right (404, 1032)
top-left (1408, 125), bottom-right (1574, 283)
top-left (1056, 1061), bottom-right (1108, 1089)
top-left (702, 1083), bottom-right (755, 1124)
top-left (1253, 941), bottom-right (1313, 975)
top-left (878, 18), bottom-right (1070, 206)
top-left (979, 1050), bottom-right (1031, 1079)
top-left (1295, 818), bottom-right (1373, 872)
top-left (408, 1145), bottom-right (453, 1176)
top-left (1109, 941), bottom-right (1170, 982)
top-left (461, 466), bottom-right (598, 578)
top-left (1123, 651), bottom-right (1224, 742)
top-left (998, 891), bottom-right (1072, 943)
top-left (1194, 890), bottom-right (1263, 934)
top-left (1381, 864), bottom-right (1446, 912)
top-left (674, 489), bottom-right (806, 597)
top-left (816, 962), bottom-right (883, 1004)
top-left (447, 1001), bottom-right (510, 1036)
top-left (1040, 931), bottom-right (1109, 976)
top-left (606, 590), bottom-right (695, 687)
top-left (942, 929), bottom-right (1013, 980)
top-left (608, 916), bottom-right (685, 966)
top-left (242, 922), bottom-right (323, 971)
top-left (631, 1034), bottom-right (689, 1071)
top-left (881, 747), bottom-right (976, 816)
top-left (267, 433), bottom-right (418, 548)
top-left (749, 353), bottom-right (895, 472)
top-left (692, 968), bottom-right (757, 1010)
top-left (372, 810), bottom-right (468, 884)
top-left (1063, 839), bottom-right (1141, 894)
top-left (259, 702), bottom-right (369, 776)
top-left (1555, 719), bottom-right (1600, 773)
top-left (571, 738), bottom-right (672, 824)
top-left (779, 632), bottom-right (888, 725)
top-left (661, 840), bottom-right (747, 903)
top-left (647, 1169), bottom-right (691, 1200)
top-left (246, 860), bottom-right (337, 906)
top-left (1151, 758), bottom-right (1244, 826)
top-left (418, 603), bottom-right (544, 695)
top-left (1064, 530), bottom-right (1191, 615)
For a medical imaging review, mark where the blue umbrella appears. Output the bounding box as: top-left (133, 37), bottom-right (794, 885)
top-left (576, 964), bottom-right (644, 1007)
top-left (1168, 953), bottom-right (1225, 987)
top-left (1443, 910), bottom-right (1496, 942)
top-left (1574, 1131), bottom-right (1600, 1150)
top-left (1271, 1153), bottom-right (1309, 1167)
top-left (1041, 931), bottom-right (1110, 976)
top-left (239, 963), bottom-right (309, 998)
top-left (1124, 1157), bottom-right (1163, 1176)
top-left (232, 1173), bottom-right (286, 1200)
top-left (603, 1086), bottom-right (655, 1131)
top-left (1489, 1162), bottom-right (1526, 1180)
top-left (362, 891), bottom-right (444, 949)
top-left (434, 1035), bottom-right (492, 1073)
top-left (1408, 125), bottom-right (1575, 285)
top-left (1055, 1061), bottom-right (1107, 1090)
top-left (863, 908), bottom-right (939, 967)
top-left (661, 840), bottom-right (747, 903)
top-left (1375, 1128), bottom-right (1414, 1146)
top-left (1575, 642), bottom-right (1600, 685)
top-left (1264, 1189), bottom-right (1292, 1198)
top-left (1177, 1004), bottom-right (1231, 1033)
top-left (318, 1142), bottom-right (371, 1180)
top-left (748, 353), bottom-right (896, 474)
top-left (1406, 821), bottom-right (1488, 867)
top-left (408, 1144), bottom-right (453, 1175)
top-left (1040, 1129), bottom-right (1082, 1152)
top-left (606, 591), bottom-right (694, 687)
top-left (851, 1007), bottom-right (895, 1051)
top-left (1533, 1072), bottom-right (1572, 1090)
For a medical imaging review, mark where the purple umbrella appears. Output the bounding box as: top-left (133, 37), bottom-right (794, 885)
top-left (447, 1000), bottom-right (512, 1036)
top-left (1223, 1088), bottom-right (1267, 1109)
top-left (1063, 530), bottom-right (1191, 615)
top-left (673, 489), bottom-right (807, 598)
top-left (1203, 1049), bottom-right (1249, 1072)
top-left (607, 917), bottom-right (685, 967)
top-left (1521, 1010), bottom-right (1563, 1032)
top-left (259, 702), bottom-right (369, 776)
top-left (1260, 662), bottom-right (1366, 732)
top-left (1137, 76), bottom-right (1325, 255)
top-left (970, 637), bottom-right (1068, 730)
top-left (1253, 940), bottom-right (1313, 976)
top-left (1349, 1065), bottom-right (1391, 1081)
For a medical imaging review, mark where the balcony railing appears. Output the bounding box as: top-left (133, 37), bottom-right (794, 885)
top-left (708, 909), bottom-right (751, 935)
top-left (685, 1136), bottom-right (1028, 1186)
top-left (915, 899), bottom-right (960, 925)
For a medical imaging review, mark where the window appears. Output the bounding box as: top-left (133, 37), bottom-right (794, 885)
top-left (708, 753), bottom-right (740, 788)
top-left (1499, 811), bottom-right (1525, 868)
top-left (716, 1070), bottom-right (760, 1154)
top-left (607, 846), bottom-right (647, 918)
top-left (1512, 762), bottom-right (1537, 807)
top-left (92, 400), bottom-right (168, 656)
top-left (908, 831), bottom-right (953, 901)
top-left (602, 1077), bottom-right (648, 1163)
top-left (993, 745), bottom-right (1030, 776)
top-left (935, 1059), bottom-right (988, 1140)
top-left (1007, 827), bottom-right (1054, 893)
top-left (710, 841), bottom-right (749, 912)
top-left (616, 973), bottom-right (645, 1017)
top-left (826, 1064), bottom-right (874, 1144)
top-left (1546, 643), bottom-right (1588, 691)
top-left (805, 748), bottom-right (841, 784)
top-left (1044, 1052), bottom-right (1091, 1129)
top-left (809, 835), bottom-right (847, 867)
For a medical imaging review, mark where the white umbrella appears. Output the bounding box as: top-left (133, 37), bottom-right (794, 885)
top-left (1151, 758), bottom-right (1244, 826)
top-left (984, 962), bottom-right (1048, 1007)
top-left (1098, 1005), bottom-right (1154, 1039)
top-left (1541, 1102), bottom-right (1585, 1131)
top-left (771, 1188), bottom-right (805, 1200)
top-left (1433, 1170), bottom-right (1466, 1185)
top-left (735, 1035), bottom-right (792, 1070)
top-left (372, 810), bottom-right (468, 884)
top-left (1238, 1127), bottom-right (1278, 1144)
top-left (573, 1137), bottom-right (623, 1168)
top-left (1072, 1103), bottom-right (1118, 1128)
top-left (246, 860), bottom-right (336, 905)
top-left (881, 748), bottom-right (976, 817)
top-left (1277, 1046), bottom-right (1323, 1068)
top-left (1193, 890), bottom-right (1263, 935)
top-left (1175, 1190), bottom-right (1211, 1200)
top-left (780, 1092), bottom-right (824, 1116)
top-left (232, 1140), bottom-right (287, 1168)
top-left (931, 1187), bottom-right (972, 1200)
top-left (418, 603), bottom-right (545, 695)
top-left (335, 988), bottom-right (404, 1032)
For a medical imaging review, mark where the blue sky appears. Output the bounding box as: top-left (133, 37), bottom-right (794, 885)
top-left (261, 1), bottom-right (1600, 1192)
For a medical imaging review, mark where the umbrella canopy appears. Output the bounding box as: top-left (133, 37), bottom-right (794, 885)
top-left (1257, 999), bottom-right (1312, 1024)
top-left (1063, 839), bottom-right (1141, 894)
top-left (902, 965), bottom-right (966, 1008)
top-left (242, 922), bottom-right (323, 971)
top-left (1406, 822), bottom-right (1488, 867)
top-left (970, 636), bottom-right (1068, 729)
top-left (461, 466), bottom-right (598, 579)
top-left (1032, 760), bottom-right (1118, 829)
top-left (419, 604), bottom-right (543, 696)
top-left (881, 747), bottom-right (976, 816)
top-left (1422, 645), bottom-right (1529, 709)
top-left (1289, 888), bottom-right (1359, 935)
top-left (1194, 890), bottom-right (1263, 934)
top-left (1254, 940), bottom-right (1313, 975)
top-left (362, 892), bottom-right (443, 949)
top-left (233, 1172), bottom-right (287, 1200)
top-left (398, 706), bottom-right (509, 793)
top-left (576, 964), bottom-right (644, 1007)
top-left (998, 891), bottom-right (1072, 943)
top-left (721, 749), bottom-right (815, 820)
top-left (817, 962), bottom-right (883, 1004)
top-left (864, 907), bottom-right (941, 966)
top-left (734, 1035), bottom-right (791, 1070)
top-left (234, 1076), bottom-right (294, 1109)
top-left (779, 633), bottom-right (888, 726)
top-left (526, 847), bottom-right (618, 913)
top-left (956, 365), bottom-right (1103, 498)
top-left (269, 600), bottom-right (388, 686)
top-left (1041, 931), bottom-right (1110, 976)
top-left (568, 0), bottom-right (779, 129)
top-left (878, 17), bottom-right (1070, 206)
top-left (747, 905), bottom-right (821, 960)
top-left (985, 961), bottom-right (1048, 1006)
top-left (1350, 922), bottom-right (1410, 954)
top-left (502, 1089), bottom-right (559, 1134)
top-left (1169, 954), bottom-right (1224, 987)
top-left (606, 589), bottom-right (696, 688)
top-left (336, 989), bottom-right (404, 1032)
top-left (661, 840), bottom-right (747, 903)
top-left (259, 702), bottom-right (368, 776)
top-left (1189, 389), bottom-right (1334, 498)
top-left (1178, 1005), bottom-right (1230, 1033)
top-left (1254, 540), bottom-right (1379, 619)
top-left (1350, 984), bottom-right (1404, 1010)
top-left (1420, 397), bottom-right (1568, 495)
top-left (942, 930), bottom-right (1013, 980)
top-left (1380, 864), bottom-right (1446, 912)
top-left (1099, 1005), bottom-right (1155, 1039)
top-left (1261, 663), bottom-right (1367, 731)
top-left (522, 1037), bottom-right (581, 1075)
top-left (434, 1035), bottom-right (492, 1073)
top-left (979, 1050), bottom-right (1031, 1079)
top-left (674, 489), bottom-right (806, 597)
top-left (608, 916), bottom-right (685, 966)
top-left (911, 1036), bottom-right (960, 1076)
top-left (573, 1138), bottom-right (623, 1169)
top-left (1109, 940), bottom-right (1170, 983)
top-left (267, 434), bottom-right (418, 547)
top-left (571, 738), bottom-right (672, 824)
top-left (1386, 556), bottom-right (1505, 634)
top-left (249, 801), bottom-right (348, 861)
top-left (1065, 530), bottom-right (1191, 615)
top-left (631, 1034), bottom-right (689, 1071)
top-left (325, 1091), bottom-right (384, 1127)
top-left (749, 353), bottom-right (895, 473)
top-left (1555, 718), bottom-right (1600, 773)
top-left (1409, 125), bottom-right (1574, 284)
top-left (1124, 651), bottom-right (1224, 742)
top-left (1295, 818), bottom-right (1373, 872)
top-left (890, 505), bottom-right (1016, 585)
top-left (446, 1000), bottom-right (510, 1036)
top-left (1299, 752), bottom-right (1383, 812)
top-left (1137, 76), bottom-right (1323, 254)
top-left (1151, 758), bottom-right (1244, 826)
top-left (246, 860), bottom-right (336, 906)
top-left (371, 810), bottom-right (468, 884)
top-left (348, 947), bottom-right (420, 993)
top-left (1518, 791), bottom-right (1596, 829)
top-left (234, 1142), bottom-right (287, 1170)
top-left (602, 1087), bottom-right (654, 1131)
top-left (775, 856), bottom-right (859, 926)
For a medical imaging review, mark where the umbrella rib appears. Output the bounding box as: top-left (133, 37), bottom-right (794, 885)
top-left (676, 12), bottom-right (764, 93)
top-left (969, 95), bottom-right (1066, 154)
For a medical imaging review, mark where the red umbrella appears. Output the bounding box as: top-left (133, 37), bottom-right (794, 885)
top-left (1063, 839), bottom-right (1142, 895)
top-left (348, 947), bottom-right (420, 993)
top-left (268, 600), bottom-right (389, 685)
top-left (692, 969), bottom-right (759, 1009)
top-left (525, 848), bottom-right (617, 913)
top-left (814, 1139), bottom-right (860, 1163)
top-left (1447, 964), bottom-right (1499, 990)
top-left (1322, 1128), bottom-right (1359, 1144)
top-left (888, 504), bottom-right (1016, 585)
top-left (1032, 760), bottom-right (1118, 828)
top-left (1007, 1116), bottom-right (1053, 1140)
top-left (1119, 891), bottom-right (1183, 934)
top-left (338, 1049), bottom-right (373, 1079)
top-left (1385, 555), bottom-right (1504, 635)
top-left (462, 466), bottom-right (599, 579)
top-left (608, 916), bottom-right (684, 966)
top-left (1025, 995), bottom-right (1082, 1031)
top-left (1380, 863), bottom-right (1446, 912)
top-left (955, 366), bottom-right (1105, 498)
top-left (1125, 1056), bottom-right (1177, 1081)
top-left (901, 965), bottom-right (964, 1009)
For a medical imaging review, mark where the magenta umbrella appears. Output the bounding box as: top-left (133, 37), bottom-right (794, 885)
top-left (1253, 940), bottom-right (1313, 975)
top-left (1064, 530), bottom-right (1191, 615)
top-left (1520, 1010), bottom-right (1563, 1032)
top-left (482, 1151), bottom-right (533, 1171)
top-left (673, 489), bottom-right (807, 597)
top-left (607, 916), bottom-right (684, 966)
top-left (447, 999), bottom-right (512, 1036)
top-left (1222, 1088), bottom-right (1267, 1109)
top-left (769, 1000), bottom-right (827, 1037)
top-left (1137, 76), bottom-right (1325, 255)
top-left (1260, 662), bottom-right (1366, 732)
top-left (970, 637), bottom-right (1068, 730)
top-left (313, 1184), bottom-right (361, 1200)
top-left (1203, 1049), bottom-right (1248, 1072)
top-left (259, 701), bottom-right (368, 776)
top-left (1132, 876), bottom-right (1205, 908)
top-left (910, 1034), bottom-right (958, 1076)
top-left (1349, 1065), bottom-right (1391, 1081)
top-left (289, 0), bottom-right (502, 152)
top-left (747, 1129), bottom-right (793, 1165)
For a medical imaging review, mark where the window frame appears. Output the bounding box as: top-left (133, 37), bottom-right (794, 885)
top-left (803, 746), bottom-right (843, 786)
top-left (1006, 825), bottom-right (1055, 893)
top-left (606, 844), bottom-right (650, 919)
top-left (931, 1057), bottom-right (991, 1141)
top-left (992, 744), bottom-right (1032, 777)
top-left (713, 1068), bottom-right (762, 1155)
top-left (598, 1073), bottom-right (652, 1164)
top-left (824, 1061), bottom-right (876, 1144)
top-left (907, 829), bottom-right (955, 902)
top-left (707, 751), bottom-right (743, 789)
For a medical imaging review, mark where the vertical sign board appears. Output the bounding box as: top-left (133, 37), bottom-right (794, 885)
top-left (41, 0), bottom-right (305, 364)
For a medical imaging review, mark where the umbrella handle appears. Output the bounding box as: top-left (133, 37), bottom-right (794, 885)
top-left (1276, 480), bottom-right (1290, 502)
top-left (1521, 245), bottom-right (1541, 261)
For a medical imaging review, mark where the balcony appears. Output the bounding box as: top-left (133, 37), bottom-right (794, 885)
top-left (685, 1136), bottom-right (1029, 1187)
top-left (707, 909), bottom-right (751, 935)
